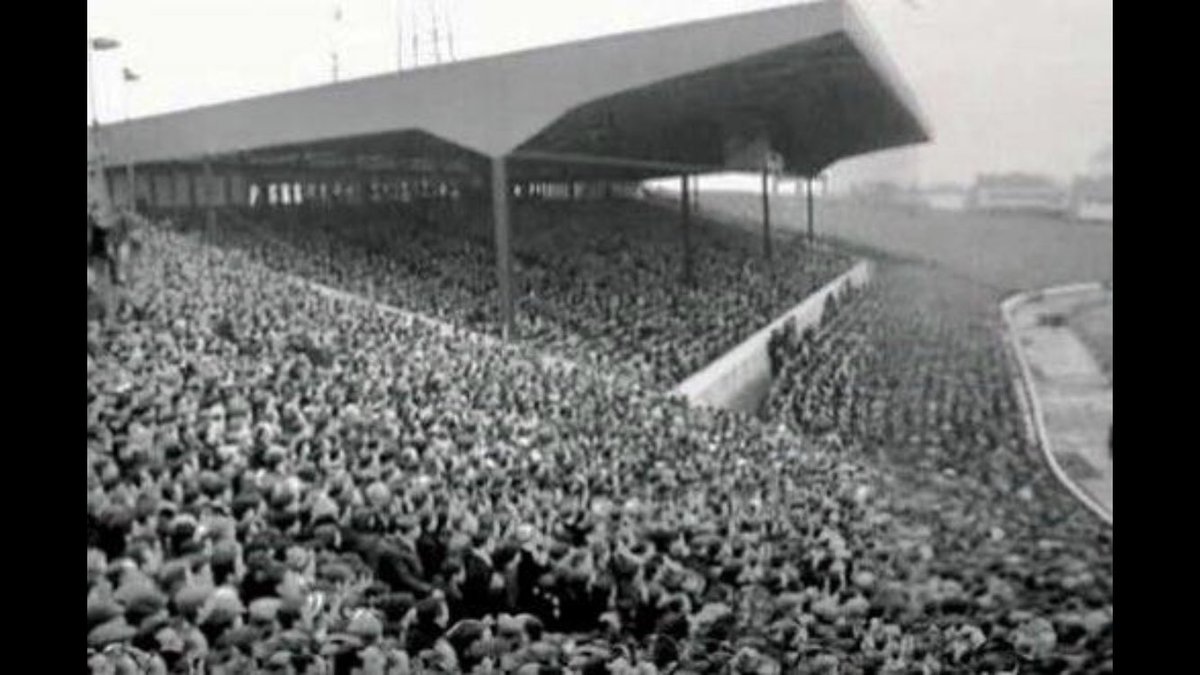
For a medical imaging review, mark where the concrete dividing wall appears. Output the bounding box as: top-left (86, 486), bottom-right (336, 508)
top-left (672, 259), bottom-right (873, 412)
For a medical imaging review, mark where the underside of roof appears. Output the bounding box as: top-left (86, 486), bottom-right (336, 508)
top-left (90, 0), bottom-right (930, 181)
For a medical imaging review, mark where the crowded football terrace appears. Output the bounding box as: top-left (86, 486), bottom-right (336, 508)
top-left (87, 216), bottom-right (1112, 673)
top-left (192, 197), bottom-right (852, 388)
top-left (86, 3), bottom-right (1110, 672)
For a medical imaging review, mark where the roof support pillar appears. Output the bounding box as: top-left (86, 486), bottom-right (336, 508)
top-left (147, 169), bottom-right (159, 212)
top-left (203, 159), bottom-right (217, 237)
top-left (288, 175), bottom-right (300, 228)
top-left (680, 174), bottom-right (694, 287)
top-left (170, 168), bottom-right (180, 211)
top-left (761, 169), bottom-right (772, 263)
top-left (164, 169), bottom-right (176, 211)
top-left (251, 176), bottom-right (263, 210)
top-left (186, 169), bottom-right (197, 212)
top-left (491, 156), bottom-right (516, 341)
top-left (806, 176), bottom-right (815, 245)
top-left (126, 158), bottom-right (137, 212)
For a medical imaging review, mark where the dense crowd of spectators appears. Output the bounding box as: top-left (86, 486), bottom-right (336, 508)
top-left (764, 264), bottom-right (1032, 471)
top-left (762, 262), bottom-right (1113, 670)
top-left (88, 213), bottom-right (1111, 673)
top-left (198, 199), bottom-right (850, 388)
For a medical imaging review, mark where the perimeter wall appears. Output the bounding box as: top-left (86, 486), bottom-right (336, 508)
top-left (672, 259), bottom-right (872, 412)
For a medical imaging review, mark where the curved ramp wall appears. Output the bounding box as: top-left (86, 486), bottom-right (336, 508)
top-left (1001, 283), bottom-right (1113, 525)
top-left (672, 259), bottom-right (872, 412)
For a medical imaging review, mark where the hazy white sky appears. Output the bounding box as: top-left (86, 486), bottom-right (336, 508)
top-left (87, 0), bottom-right (1112, 185)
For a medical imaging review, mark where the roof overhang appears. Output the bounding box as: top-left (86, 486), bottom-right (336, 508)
top-left (90, 0), bottom-right (930, 180)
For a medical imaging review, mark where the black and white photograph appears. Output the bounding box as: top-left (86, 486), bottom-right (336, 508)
top-left (87, 1), bottom-right (1113, 672)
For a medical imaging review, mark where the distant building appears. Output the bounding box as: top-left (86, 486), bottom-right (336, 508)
top-left (967, 173), bottom-right (1069, 215)
top-left (1070, 144), bottom-right (1112, 223)
top-left (844, 180), bottom-right (927, 207)
top-left (848, 180), bottom-right (904, 204)
top-left (921, 183), bottom-right (968, 211)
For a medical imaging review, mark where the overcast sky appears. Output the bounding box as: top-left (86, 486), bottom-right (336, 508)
top-left (86, 0), bottom-right (1112, 186)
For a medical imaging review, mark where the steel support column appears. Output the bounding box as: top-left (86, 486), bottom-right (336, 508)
top-left (806, 176), bottom-right (815, 245)
top-left (491, 156), bottom-right (516, 340)
top-left (761, 169), bottom-right (772, 262)
top-left (288, 174), bottom-right (301, 228)
top-left (165, 170), bottom-right (177, 211)
top-left (126, 161), bottom-right (137, 211)
top-left (203, 159), bottom-right (217, 235)
top-left (681, 174), bottom-right (694, 286)
top-left (147, 169), bottom-right (158, 211)
top-left (187, 170), bottom-right (197, 211)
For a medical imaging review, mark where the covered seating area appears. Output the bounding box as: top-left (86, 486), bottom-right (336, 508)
top-left (88, 0), bottom-right (929, 339)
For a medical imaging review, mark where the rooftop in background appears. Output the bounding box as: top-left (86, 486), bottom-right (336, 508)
top-left (922, 182), bottom-right (967, 195)
top-left (974, 173), bottom-right (1062, 191)
top-left (89, 0), bottom-right (929, 181)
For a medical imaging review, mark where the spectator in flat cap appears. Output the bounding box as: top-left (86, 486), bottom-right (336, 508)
top-left (405, 595), bottom-right (449, 656)
top-left (372, 517), bottom-right (433, 598)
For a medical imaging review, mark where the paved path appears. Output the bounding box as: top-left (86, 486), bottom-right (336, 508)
top-left (1005, 286), bottom-right (1113, 522)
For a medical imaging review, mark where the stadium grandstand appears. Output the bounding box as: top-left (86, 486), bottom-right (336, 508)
top-left (87, 2), bottom-right (1112, 673)
top-left (88, 0), bottom-right (927, 339)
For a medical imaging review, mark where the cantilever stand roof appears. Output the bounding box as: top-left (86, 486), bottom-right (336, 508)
top-left (90, 0), bottom-right (931, 345)
top-left (91, 0), bottom-right (929, 181)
